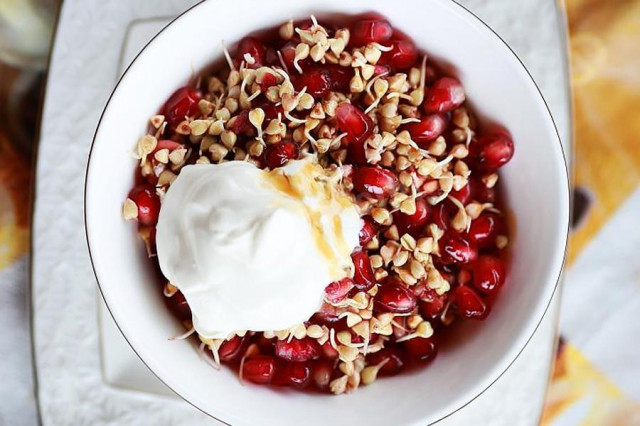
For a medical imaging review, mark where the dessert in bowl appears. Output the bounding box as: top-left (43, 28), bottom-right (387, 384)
top-left (123, 13), bottom-right (516, 392)
top-left (85, 0), bottom-right (569, 424)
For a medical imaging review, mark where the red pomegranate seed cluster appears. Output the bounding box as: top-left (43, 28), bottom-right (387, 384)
top-left (123, 14), bottom-right (514, 395)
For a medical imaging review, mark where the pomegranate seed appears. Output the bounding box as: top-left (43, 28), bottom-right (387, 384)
top-left (468, 176), bottom-right (496, 204)
top-left (458, 269), bottom-right (472, 286)
top-left (242, 355), bottom-right (277, 384)
top-left (423, 77), bottom-right (465, 114)
top-left (263, 104), bottom-right (284, 121)
top-left (437, 265), bottom-right (458, 288)
top-left (326, 64), bottom-right (354, 92)
top-left (164, 290), bottom-right (191, 321)
top-left (419, 288), bottom-right (447, 319)
top-left (153, 139), bottom-right (183, 154)
top-left (374, 64), bottom-right (392, 77)
top-left (432, 201), bottom-right (456, 230)
top-left (403, 337), bottom-right (438, 362)
top-left (324, 278), bottom-right (354, 303)
top-left (262, 140), bottom-right (299, 168)
top-left (275, 337), bottom-right (320, 362)
top-left (359, 216), bottom-right (378, 246)
top-left (320, 340), bottom-right (339, 360)
top-left (455, 285), bottom-right (489, 319)
top-left (128, 185), bottom-right (161, 226)
top-left (424, 65), bottom-right (438, 85)
top-left (375, 279), bottom-right (417, 314)
top-left (411, 280), bottom-right (428, 299)
top-left (143, 173), bottom-right (158, 186)
top-left (279, 42), bottom-right (297, 70)
top-left (366, 347), bottom-right (406, 376)
top-left (346, 139), bottom-right (368, 165)
top-left (235, 37), bottom-right (265, 68)
top-left (352, 166), bottom-right (398, 198)
top-left (351, 251), bottom-right (376, 291)
top-left (473, 255), bottom-right (506, 295)
top-left (255, 334), bottom-right (276, 355)
top-left (275, 362), bottom-right (312, 389)
top-left (379, 40), bottom-right (418, 70)
top-left (439, 233), bottom-right (477, 265)
top-left (350, 19), bottom-right (393, 46)
top-left (337, 102), bottom-right (374, 165)
top-left (467, 213), bottom-right (503, 248)
top-left (420, 178), bottom-right (440, 195)
top-left (350, 333), bottom-right (366, 345)
top-left (228, 109), bottom-right (251, 134)
top-left (310, 304), bottom-right (347, 328)
top-left (292, 67), bottom-right (332, 98)
top-left (259, 73), bottom-right (278, 92)
top-left (404, 114), bottom-right (447, 146)
top-left (280, 41), bottom-right (312, 71)
top-left (336, 102), bottom-right (374, 144)
top-left (368, 333), bottom-right (381, 346)
top-left (219, 336), bottom-right (249, 363)
top-left (264, 47), bottom-right (280, 68)
top-left (254, 99), bottom-right (284, 121)
top-left (164, 87), bottom-right (201, 127)
top-left (311, 360), bottom-right (334, 391)
top-left (474, 132), bottom-right (515, 171)
top-left (394, 197), bottom-right (430, 236)
top-left (450, 183), bottom-right (471, 205)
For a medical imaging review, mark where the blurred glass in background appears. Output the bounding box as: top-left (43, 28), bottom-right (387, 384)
top-left (0, 0), bottom-right (58, 156)
top-left (0, 0), bottom-right (56, 69)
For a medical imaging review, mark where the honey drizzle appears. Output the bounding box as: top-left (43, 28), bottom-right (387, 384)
top-left (264, 161), bottom-right (355, 279)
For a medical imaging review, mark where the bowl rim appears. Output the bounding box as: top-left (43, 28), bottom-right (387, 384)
top-left (84, 0), bottom-right (570, 424)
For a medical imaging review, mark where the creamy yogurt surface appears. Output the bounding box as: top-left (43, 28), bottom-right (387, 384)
top-left (155, 159), bottom-right (360, 338)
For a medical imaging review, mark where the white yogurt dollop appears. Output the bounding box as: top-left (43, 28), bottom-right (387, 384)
top-left (156, 159), bottom-right (360, 338)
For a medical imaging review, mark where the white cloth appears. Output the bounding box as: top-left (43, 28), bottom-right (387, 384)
top-left (28, 0), bottom-right (570, 424)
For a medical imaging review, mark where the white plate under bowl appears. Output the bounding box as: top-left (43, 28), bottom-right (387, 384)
top-left (85, 0), bottom-right (569, 424)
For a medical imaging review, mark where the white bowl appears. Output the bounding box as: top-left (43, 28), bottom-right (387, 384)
top-left (85, 0), bottom-right (569, 424)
